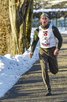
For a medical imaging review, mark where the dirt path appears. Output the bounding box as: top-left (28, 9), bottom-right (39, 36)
top-left (0, 34), bottom-right (67, 102)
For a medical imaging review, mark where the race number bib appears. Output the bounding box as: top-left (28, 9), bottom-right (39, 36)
top-left (42, 31), bottom-right (50, 46)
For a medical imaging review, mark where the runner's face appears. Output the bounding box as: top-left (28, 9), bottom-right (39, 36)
top-left (40, 16), bottom-right (49, 26)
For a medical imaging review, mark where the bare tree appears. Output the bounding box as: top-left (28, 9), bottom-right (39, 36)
top-left (9, 0), bottom-right (33, 55)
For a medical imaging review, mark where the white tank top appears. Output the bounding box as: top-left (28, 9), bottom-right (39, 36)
top-left (38, 24), bottom-right (56, 48)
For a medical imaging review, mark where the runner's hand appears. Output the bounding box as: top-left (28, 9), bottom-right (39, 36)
top-left (30, 53), bottom-right (33, 58)
top-left (54, 48), bottom-right (59, 56)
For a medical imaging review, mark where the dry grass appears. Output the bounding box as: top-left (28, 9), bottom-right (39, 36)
top-left (0, 0), bottom-right (11, 55)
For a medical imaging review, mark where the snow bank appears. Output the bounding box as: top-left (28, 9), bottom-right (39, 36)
top-left (0, 47), bottom-right (39, 98)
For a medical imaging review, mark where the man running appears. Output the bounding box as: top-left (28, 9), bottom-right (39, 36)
top-left (30, 13), bottom-right (63, 96)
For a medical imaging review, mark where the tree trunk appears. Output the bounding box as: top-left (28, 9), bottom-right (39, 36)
top-left (18, 0), bottom-right (29, 53)
top-left (9, 0), bottom-right (19, 55)
top-left (26, 0), bottom-right (33, 49)
top-left (9, 0), bottom-right (33, 55)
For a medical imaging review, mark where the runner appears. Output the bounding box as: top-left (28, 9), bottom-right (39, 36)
top-left (30, 13), bottom-right (63, 96)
